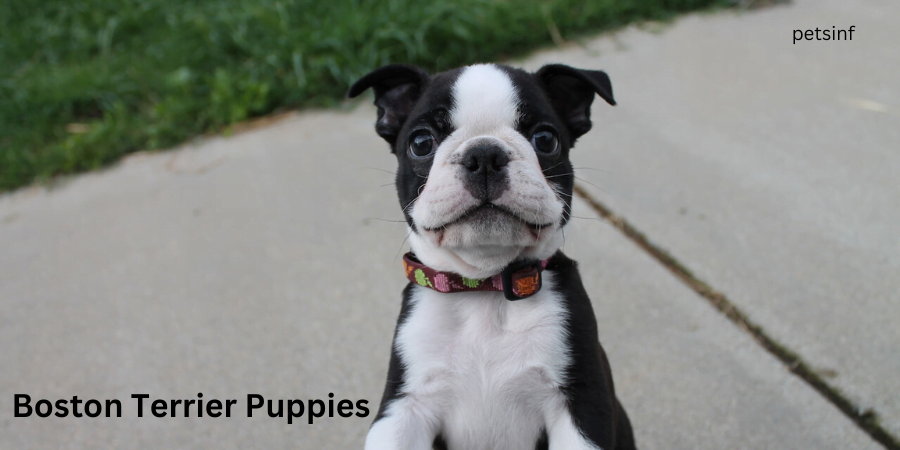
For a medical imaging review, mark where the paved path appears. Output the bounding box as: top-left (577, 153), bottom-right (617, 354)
top-left (1, 0), bottom-right (896, 448)
top-left (521, 0), bottom-right (900, 440)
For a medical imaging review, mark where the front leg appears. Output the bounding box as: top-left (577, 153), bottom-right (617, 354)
top-left (367, 285), bottom-right (439, 450)
top-left (365, 396), bottom-right (438, 450)
top-left (546, 398), bottom-right (606, 450)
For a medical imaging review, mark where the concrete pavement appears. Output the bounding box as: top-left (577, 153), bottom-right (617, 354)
top-left (1, 0), bottom-right (897, 448)
top-left (522, 0), bottom-right (900, 439)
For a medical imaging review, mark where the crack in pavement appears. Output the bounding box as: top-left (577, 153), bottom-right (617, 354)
top-left (573, 183), bottom-right (900, 450)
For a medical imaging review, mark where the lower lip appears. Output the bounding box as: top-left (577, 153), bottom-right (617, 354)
top-left (432, 206), bottom-right (551, 233)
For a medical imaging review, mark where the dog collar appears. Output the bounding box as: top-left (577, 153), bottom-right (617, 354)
top-left (402, 252), bottom-right (548, 301)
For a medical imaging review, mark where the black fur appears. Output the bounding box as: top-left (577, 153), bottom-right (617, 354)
top-left (350, 67), bottom-right (463, 231)
top-left (536, 64), bottom-right (616, 140)
top-left (546, 252), bottom-right (636, 450)
top-left (373, 284), bottom-right (416, 422)
top-left (496, 65), bottom-right (579, 227)
top-left (535, 429), bottom-right (549, 450)
top-left (347, 64), bottom-right (431, 144)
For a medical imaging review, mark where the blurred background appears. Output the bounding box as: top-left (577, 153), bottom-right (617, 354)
top-left (0, 0), bottom-right (720, 192)
top-left (1, 0), bottom-right (898, 449)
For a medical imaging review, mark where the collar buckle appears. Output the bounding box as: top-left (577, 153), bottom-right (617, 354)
top-left (500, 259), bottom-right (544, 301)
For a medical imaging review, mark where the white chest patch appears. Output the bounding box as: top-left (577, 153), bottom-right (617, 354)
top-left (393, 273), bottom-right (570, 450)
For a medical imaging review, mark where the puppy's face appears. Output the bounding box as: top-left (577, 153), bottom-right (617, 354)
top-left (349, 63), bottom-right (614, 278)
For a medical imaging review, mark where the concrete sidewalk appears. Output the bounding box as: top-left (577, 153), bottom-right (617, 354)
top-left (1, 0), bottom-right (896, 448)
top-left (521, 0), bottom-right (900, 440)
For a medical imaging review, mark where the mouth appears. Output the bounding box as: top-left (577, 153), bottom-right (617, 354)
top-left (421, 203), bottom-right (554, 232)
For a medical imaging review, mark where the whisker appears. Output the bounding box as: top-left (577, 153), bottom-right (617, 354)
top-left (572, 167), bottom-right (610, 174)
top-left (402, 193), bottom-right (421, 213)
top-left (365, 217), bottom-right (408, 223)
top-left (362, 166), bottom-right (396, 175)
top-left (394, 229), bottom-right (414, 264)
top-left (542, 161), bottom-right (566, 173)
top-left (574, 176), bottom-right (609, 195)
top-left (571, 215), bottom-right (612, 226)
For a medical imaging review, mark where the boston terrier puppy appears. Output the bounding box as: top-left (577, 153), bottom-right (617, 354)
top-left (348, 63), bottom-right (636, 450)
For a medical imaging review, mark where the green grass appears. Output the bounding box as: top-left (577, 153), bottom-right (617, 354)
top-left (0, 0), bottom-right (725, 192)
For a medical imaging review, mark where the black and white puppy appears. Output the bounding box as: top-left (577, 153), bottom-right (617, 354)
top-left (348, 63), bottom-right (636, 450)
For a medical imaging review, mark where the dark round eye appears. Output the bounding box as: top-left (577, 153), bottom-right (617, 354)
top-left (531, 130), bottom-right (559, 155)
top-left (408, 132), bottom-right (436, 158)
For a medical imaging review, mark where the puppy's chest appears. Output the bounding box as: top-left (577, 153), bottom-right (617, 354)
top-left (397, 281), bottom-right (571, 448)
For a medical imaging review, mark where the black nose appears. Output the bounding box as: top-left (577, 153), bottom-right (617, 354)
top-left (461, 144), bottom-right (509, 201)
top-left (463, 144), bottom-right (509, 174)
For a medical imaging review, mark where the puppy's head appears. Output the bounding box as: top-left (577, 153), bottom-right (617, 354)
top-left (349, 63), bottom-right (614, 278)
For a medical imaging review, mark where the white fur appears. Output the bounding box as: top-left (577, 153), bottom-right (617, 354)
top-left (365, 274), bottom-right (601, 450)
top-left (450, 64), bottom-right (520, 133)
top-left (409, 64), bottom-right (566, 279)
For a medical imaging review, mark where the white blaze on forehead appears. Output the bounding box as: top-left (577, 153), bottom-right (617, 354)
top-left (451, 64), bottom-right (520, 133)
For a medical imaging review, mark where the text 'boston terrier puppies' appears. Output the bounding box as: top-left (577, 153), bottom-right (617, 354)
top-left (348, 63), bottom-right (636, 450)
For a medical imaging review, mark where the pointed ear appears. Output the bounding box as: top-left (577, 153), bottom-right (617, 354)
top-left (536, 64), bottom-right (615, 141)
top-left (348, 64), bottom-right (431, 146)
